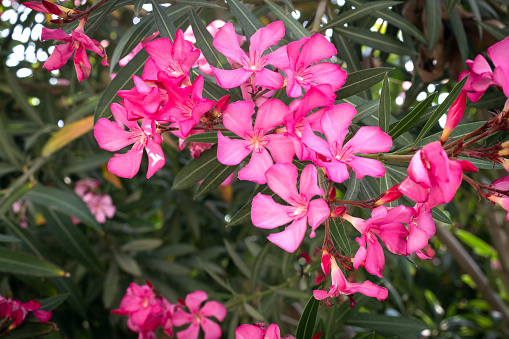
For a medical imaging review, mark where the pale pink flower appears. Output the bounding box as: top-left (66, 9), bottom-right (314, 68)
top-left (271, 34), bottom-right (346, 97)
top-left (217, 99), bottom-right (294, 184)
top-left (302, 104), bottom-right (392, 183)
top-left (251, 164), bottom-right (330, 253)
top-left (142, 30), bottom-right (200, 85)
top-left (212, 21), bottom-right (285, 90)
top-left (313, 252), bottom-right (388, 302)
top-left (343, 205), bottom-right (413, 277)
top-left (94, 103), bottom-right (165, 179)
top-left (74, 178), bottom-right (101, 197)
top-left (82, 192), bottom-right (116, 223)
top-left (398, 141), bottom-right (476, 209)
top-left (41, 19), bottom-right (108, 82)
top-left (172, 291), bottom-right (226, 339)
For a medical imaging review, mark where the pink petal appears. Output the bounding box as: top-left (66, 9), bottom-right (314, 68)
top-left (237, 148), bottom-right (273, 184)
top-left (223, 101), bottom-right (255, 137)
top-left (346, 126), bottom-right (392, 154)
top-left (487, 36), bottom-right (509, 68)
top-left (407, 225), bottom-right (429, 254)
top-left (407, 150), bottom-right (431, 188)
top-left (142, 57), bottom-right (159, 81)
top-left (249, 21), bottom-right (285, 55)
top-left (172, 309), bottom-right (194, 326)
top-left (145, 37), bottom-right (174, 70)
top-left (41, 28), bottom-right (70, 42)
top-left (266, 45), bottom-right (289, 69)
top-left (212, 22), bottom-right (246, 64)
top-left (347, 156), bottom-right (386, 180)
top-left (43, 44), bottom-right (74, 71)
top-left (200, 301), bottom-right (226, 321)
top-left (176, 322), bottom-right (200, 339)
top-left (321, 104), bottom-right (357, 146)
top-left (235, 324), bottom-right (264, 339)
top-left (145, 139), bottom-right (165, 179)
top-left (254, 99), bottom-right (288, 132)
top-left (253, 68), bottom-right (284, 90)
top-left (217, 132), bottom-right (251, 165)
top-left (267, 217), bottom-right (307, 253)
top-left (185, 290), bottom-right (208, 314)
top-left (307, 198), bottom-right (329, 236)
top-left (73, 45), bottom-right (91, 82)
top-left (307, 63), bottom-right (347, 91)
top-left (94, 118), bottom-right (133, 151)
top-left (265, 163), bottom-right (299, 203)
top-left (212, 67), bottom-right (252, 89)
top-left (365, 239), bottom-right (385, 277)
top-left (297, 34), bottom-right (337, 67)
top-left (33, 310), bottom-right (52, 322)
top-left (398, 177), bottom-right (429, 203)
top-left (299, 164), bottom-right (323, 200)
top-left (201, 317), bottom-right (223, 339)
top-left (266, 134), bottom-right (295, 163)
top-left (344, 280), bottom-right (388, 301)
top-left (264, 324), bottom-right (281, 339)
top-left (322, 160), bottom-right (349, 183)
top-left (352, 243), bottom-right (367, 270)
top-left (377, 223), bottom-right (408, 255)
top-left (107, 148), bottom-right (143, 178)
top-left (469, 54), bottom-right (492, 74)
top-left (301, 121), bottom-right (332, 158)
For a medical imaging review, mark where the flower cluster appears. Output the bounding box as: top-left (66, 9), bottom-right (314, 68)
top-left (0, 294), bottom-right (52, 335)
top-left (235, 322), bottom-right (299, 339)
top-left (112, 282), bottom-right (226, 339)
top-left (72, 178), bottom-right (115, 224)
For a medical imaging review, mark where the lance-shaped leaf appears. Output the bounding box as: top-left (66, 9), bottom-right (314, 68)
top-left (389, 92), bottom-right (437, 139)
top-left (86, 0), bottom-right (120, 35)
top-left (224, 239), bottom-right (251, 279)
top-left (5, 69), bottom-right (44, 127)
top-left (0, 182), bottom-right (33, 220)
top-left (42, 116), bottom-right (93, 157)
top-left (295, 296), bottom-right (320, 339)
top-left (449, 7), bottom-right (468, 62)
top-left (39, 293), bottom-right (70, 311)
top-left (2, 322), bottom-right (57, 338)
top-left (264, 0), bottom-right (311, 39)
top-left (411, 75), bottom-right (468, 148)
top-left (24, 185), bottom-right (102, 233)
top-left (227, 0), bottom-right (263, 38)
top-left (345, 313), bottom-right (428, 337)
top-left (335, 27), bottom-right (417, 56)
top-left (227, 185), bottom-right (271, 227)
top-left (476, 21), bottom-right (508, 42)
top-left (424, 0), bottom-right (441, 51)
top-left (378, 74), bottom-right (390, 133)
top-left (134, 0), bottom-right (145, 16)
top-left (151, 0), bottom-right (177, 40)
top-left (64, 0), bottom-right (134, 33)
top-left (195, 164), bottom-right (236, 198)
top-left (41, 208), bottom-right (102, 273)
top-left (322, 1), bottom-right (401, 31)
top-left (185, 131), bottom-right (241, 143)
top-left (0, 246), bottom-right (66, 277)
top-left (173, 145), bottom-right (220, 189)
top-left (336, 68), bottom-right (393, 99)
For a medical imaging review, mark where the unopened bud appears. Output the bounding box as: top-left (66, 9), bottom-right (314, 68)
top-left (374, 184), bottom-right (402, 206)
top-left (440, 91), bottom-right (467, 144)
top-left (457, 159), bottom-right (478, 172)
top-left (331, 206), bottom-right (346, 218)
top-left (499, 148), bottom-right (509, 156)
top-left (321, 251), bottom-right (331, 276)
top-left (328, 187), bottom-right (337, 201)
top-left (213, 95), bottom-right (230, 117)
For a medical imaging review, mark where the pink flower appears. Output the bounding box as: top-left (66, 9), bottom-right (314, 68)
top-left (459, 55), bottom-right (494, 102)
top-left (94, 103), bottom-right (165, 179)
top-left (119, 32), bottom-right (159, 67)
top-left (82, 192), bottom-right (116, 223)
top-left (487, 175), bottom-right (509, 222)
top-left (212, 21), bottom-right (285, 90)
top-left (343, 205), bottom-right (413, 277)
top-left (313, 252), bottom-right (388, 302)
top-left (407, 204), bottom-right (435, 258)
top-left (217, 99), bottom-right (294, 184)
top-left (172, 291), bottom-right (226, 339)
top-left (112, 283), bottom-right (163, 328)
top-left (251, 164), bottom-right (330, 253)
top-left (271, 34), bottom-right (346, 97)
top-left (440, 91), bottom-right (467, 143)
top-left (118, 76), bottom-right (169, 122)
top-left (74, 178), bottom-right (101, 197)
top-left (302, 104), bottom-right (392, 183)
top-left (24, 0), bottom-right (75, 18)
top-left (163, 75), bottom-right (215, 138)
top-left (41, 19), bottom-right (108, 82)
top-left (235, 323), bottom-right (282, 339)
top-left (142, 30), bottom-right (200, 85)
top-left (21, 300), bottom-right (52, 323)
top-left (398, 141), bottom-right (476, 208)
top-left (488, 36), bottom-right (509, 98)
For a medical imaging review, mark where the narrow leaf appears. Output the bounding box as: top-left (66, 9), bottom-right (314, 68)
top-left (1, 322), bottom-right (57, 339)
top-left (0, 246), bottom-right (66, 277)
top-left (333, 32), bottom-right (362, 75)
top-left (113, 248), bottom-right (142, 276)
top-left (227, 0), bottom-right (263, 38)
top-left (172, 145), bottom-right (220, 189)
top-left (134, 0), bottom-right (145, 16)
top-left (389, 92), bottom-right (437, 139)
top-left (251, 243), bottom-right (270, 290)
top-left (85, 0), bottom-right (120, 35)
top-left (322, 1), bottom-right (401, 31)
top-left (227, 185), bottom-right (271, 227)
top-left (476, 21), bottom-right (507, 42)
top-left (424, 0), bottom-right (441, 51)
top-left (295, 295), bottom-right (320, 339)
top-left (378, 74), bottom-right (390, 133)
top-left (345, 313), bottom-right (427, 337)
top-left (0, 183), bottom-right (33, 220)
top-left (336, 68), bottom-right (393, 100)
top-left (264, 0), bottom-right (311, 39)
top-left (39, 293), bottom-right (70, 311)
top-left (411, 75), bottom-right (468, 148)
top-left (195, 164), bottom-right (236, 198)
top-left (4, 69), bottom-right (44, 127)
top-left (121, 239), bottom-right (163, 251)
top-left (41, 116), bottom-right (94, 157)
top-left (150, 0), bottom-right (177, 40)
top-left (224, 239), bottom-right (251, 279)
top-left (103, 263), bottom-right (119, 308)
top-left (449, 7), bottom-right (469, 62)
top-left (64, 0), bottom-right (134, 33)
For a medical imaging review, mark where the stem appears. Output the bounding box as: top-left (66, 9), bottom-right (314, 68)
top-left (357, 153), bottom-right (414, 162)
top-left (62, 0), bottom-right (109, 23)
top-left (311, 0), bottom-right (328, 33)
top-left (252, 88), bottom-right (271, 101)
top-left (443, 121), bottom-right (490, 151)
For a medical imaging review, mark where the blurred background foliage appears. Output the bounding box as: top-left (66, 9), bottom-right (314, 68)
top-left (1, 0), bottom-right (509, 338)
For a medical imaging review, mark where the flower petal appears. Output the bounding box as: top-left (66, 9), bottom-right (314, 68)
top-left (212, 67), bottom-right (252, 89)
top-left (307, 198), bottom-right (329, 236)
top-left (217, 132), bottom-right (251, 165)
top-left (212, 22), bottom-right (246, 64)
top-left (107, 148), bottom-right (143, 179)
top-left (200, 301), bottom-right (226, 321)
top-left (266, 133), bottom-right (295, 163)
top-left (94, 118), bottom-right (133, 151)
top-left (347, 156), bottom-right (386, 180)
top-left (222, 100), bottom-right (255, 137)
top-left (43, 44), bottom-right (74, 71)
top-left (267, 217), bottom-right (307, 253)
top-left (253, 68), bottom-right (284, 90)
top-left (346, 126), bottom-right (392, 154)
top-left (145, 139), bottom-right (165, 179)
top-left (249, 21), bottom-right (285, 55)
top-left (237, 148), bottom-right (273, 184)
top-left (265, 163), bottom-right (299, 203)
top-left (254, 98), bottom-right (288, 132)
top-left (299, 164), bottom-right (323, 200)
top-left (321, 104), bottom-right (357, 146)
top-left (297, 34), bottom-right (337, 67)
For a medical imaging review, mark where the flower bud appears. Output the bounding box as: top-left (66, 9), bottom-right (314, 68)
top-left (328, 187), bottom-right (337, 201)
top-left (457, 159), bottom-right (478, 172)
top-left (374, 184), bottom-right (402, 206)
top-left (213, 95), bottom-right (230, 117)
top-left (331, 206), bottom-right (346, 218)
top-left (321, 251), bottom-right (331, 275)
top-left (440, 91), bottom-right (467, 144)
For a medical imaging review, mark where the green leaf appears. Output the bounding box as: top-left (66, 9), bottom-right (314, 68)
top-left (39, 293), bottom-right (70, 311)
top-left (352, 99), bottom-right (379, 124)
top-left (431, 208), bottom-right (452, 224)
top-left (323, 1), bottom-right (402, 31)
top-left (95, 49), bottom-right (148, 122)
top-left (150, 0), bottom-right (177, 40)
top-left (446, 0), bottom-right (460, 12)
top-left (336, 68), bottom-right (393, 100)
top-left (227, 0), bottom-right (263, 38)
top-left (113, 248), bottom-right (142, 276)
top-left (195, 164), bottom-right (236, 198)
top-left (0, 234), bottom-right (20, 242)
top-left (102, 263), bottom-right (119, 308)
top-left (345, 313), bottom-right (428, 337)
top-left (0, 182), bottom-right (33, 220)
top-left (121, 239), bottom-right (163, 251)
top-left (1, 322), bottom-right (57, 339)
top-left (476, 21), bottom-right (507, 42)
top-left (41, 208), bottom-right (102, 273)
top-left (227, 185), bottom-right (270, 227)
top-left (351, 332), bottom-right (376, 339)
top-left (455, 229), bottom-right (496, 258)
top-left (197, 257), bottom-right (233, 292)
top-left (334, 27), bottom-right (417, 56)
top-left (264, 0), bottom-right (311, 39)
top-left (424, 0), bottom-right (441, 50)
top-left (50, 277), bottom-right (87, 319)
top-left (243, 302), bottom-right (266, 322)
top-left (295, 295), bottom-right (320, 339)
top-left (64, 0), bottom-right (134, 33)
top-left (24, 185), bottom-right (102, 233)
top-left (331, 217), bottom-right (352, 256)
top-left (371, 9), bottom-right (427, 44)
top-left (85, 0), bottom-right (121, 35)
top-left (4, 69), bottom-right (44, 127)
top-left (251, 243), bottom-right (270, 290)
top-left (449, 7), bottom-right (469, 62)
top-left (332, 32), bottom-right (362, 73)
top-left (411, 75), bottom-right (468, 148)
top-left (379, 74), bottom-right (391, 133)
top-left (224, 239), bottom-right (251, 279)
top-left (134, 0), bottom-right (145, 16)
top-left (0, 246), bottom-right (66, 277)
top-left (172, 145), bottom-right (220, 189)
top-left (389, 92), bottom-right (437, 139)
top-left (414, 121), bottom-right (484, 149)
